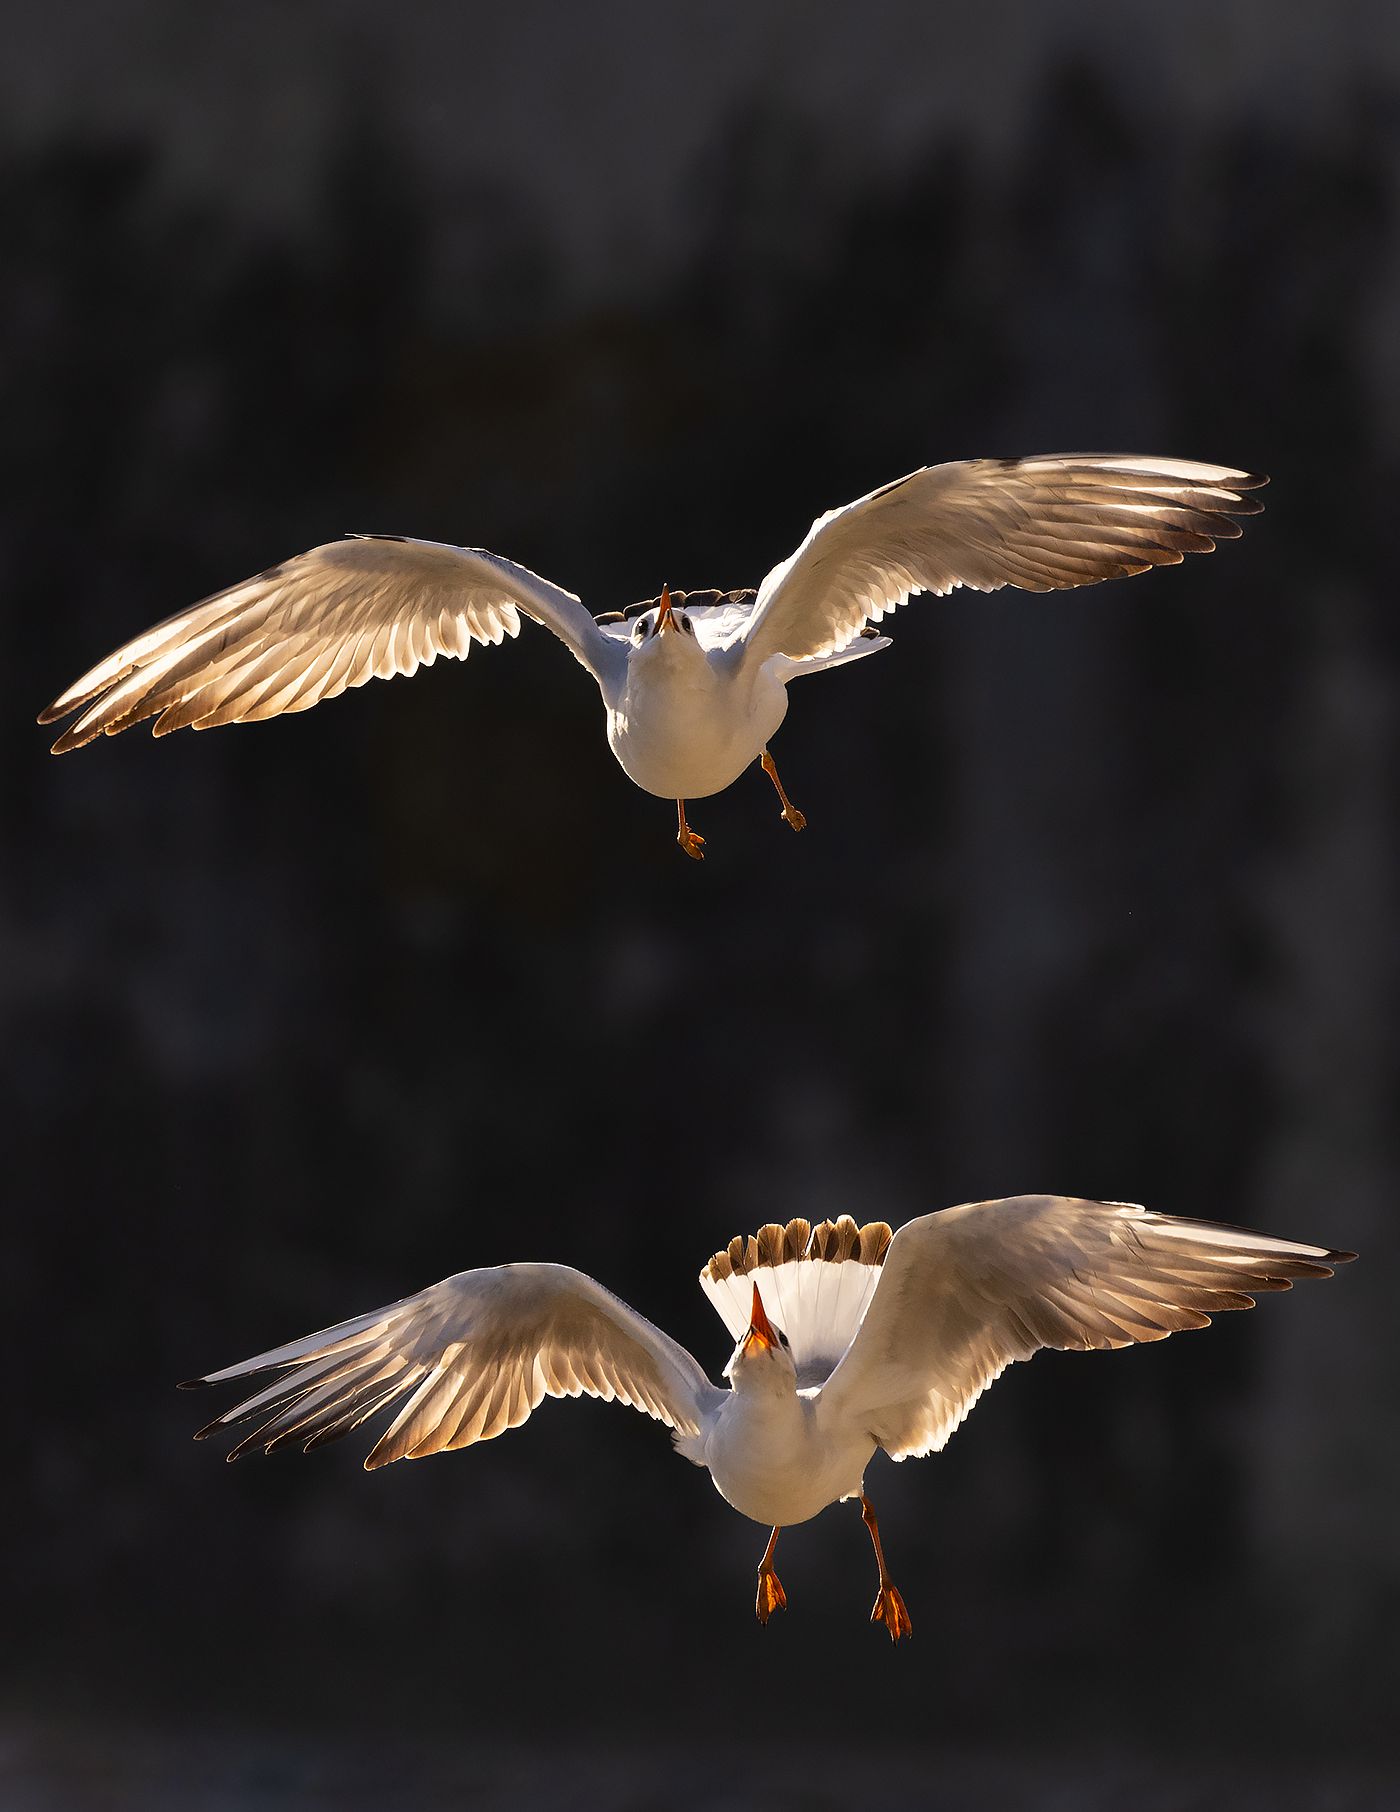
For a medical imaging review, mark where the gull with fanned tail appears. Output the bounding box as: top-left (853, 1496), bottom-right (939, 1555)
top-left (182, 1194), bottom-right (1349, 1639)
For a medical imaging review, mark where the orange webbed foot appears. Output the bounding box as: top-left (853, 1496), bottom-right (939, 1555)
top-left (780, 805), bottom-right (807, 833)
top-left (677, 827), bottom-right (706, 861)
top-left (755, 1567), bottom-right (787, 1624)
top-left (869, 1581), bottom-right (912, 1642)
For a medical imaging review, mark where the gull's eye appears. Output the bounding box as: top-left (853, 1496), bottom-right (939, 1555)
top-left (634, 618), bottom-right (648, 643)
top-left (680, 614), bottom-right (695, 636)
top-left (777, 1329), bottom-right (790, 1349)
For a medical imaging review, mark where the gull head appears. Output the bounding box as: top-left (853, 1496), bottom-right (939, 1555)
top-left (628, 582), bottom-right (703, 665)
top-left (724, 1282), bottom-right (797, 1391)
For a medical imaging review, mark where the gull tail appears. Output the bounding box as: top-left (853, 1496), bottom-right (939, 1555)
top-left (699, 1216), bottom-right (893, 1387)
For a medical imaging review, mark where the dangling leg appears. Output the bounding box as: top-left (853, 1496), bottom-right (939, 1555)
top-left (676, 799), bottom-right (706, 861)
top-left (754, 1525), bottom-right (787, 1624)
top-left (760, 748), bottom-right (806, 832)
top-left (860, 1493), bottom-right (912, 1641)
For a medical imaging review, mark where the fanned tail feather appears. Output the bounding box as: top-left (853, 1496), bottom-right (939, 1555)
top-left (699, 1216), bottom-right (893, 1386)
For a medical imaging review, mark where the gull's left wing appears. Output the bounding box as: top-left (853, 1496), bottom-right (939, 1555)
top-left (183, 1262), bottom-right (724, 1469)
top-left (734, 456), bottom-right (1267, 670)
top-left (39, 536), bottom-right (624, 753)
top-left (815, 1196), bottom-right (1352, 1461)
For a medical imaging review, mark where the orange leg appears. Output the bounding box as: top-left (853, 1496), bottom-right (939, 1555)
top-left (754, 1525), bottom-right (787, 1624)
top-left (760, 748), bottom-right (806, 833)
top-left (676, 800), bottom-right (706, 861)
top-left (860, 1493), bottom-right (912, 1642)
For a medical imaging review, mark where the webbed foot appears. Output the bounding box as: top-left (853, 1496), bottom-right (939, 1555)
top-left (869, 1580), bottom-right (912, 1642)
top-left (756, 1566), bottom-right (788, 1624)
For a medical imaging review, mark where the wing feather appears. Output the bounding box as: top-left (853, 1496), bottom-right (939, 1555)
top-left (183, 1263), bottom-right (723, 1471)
top-left (737, 456), bottom-right (1266, 668)
top-left (816, 1196), bottom-right (1352, 1461)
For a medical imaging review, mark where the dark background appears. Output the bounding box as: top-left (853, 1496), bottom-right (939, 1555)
top-left (4, 4), bottom-right (1396, 1807)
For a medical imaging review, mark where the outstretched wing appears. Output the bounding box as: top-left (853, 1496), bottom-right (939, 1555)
top-left (183, 1262), bottom-right (723, 1469)
top-left (816, 1196), bottom-right (1351, 1461)
top-left (736, 456), bottom-right (1266, 668)
top-left (40, 536), bottom-right (623, 752)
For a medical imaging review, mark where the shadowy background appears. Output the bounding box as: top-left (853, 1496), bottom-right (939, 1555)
top-left (3, 3), bottom-right (1397, 1806)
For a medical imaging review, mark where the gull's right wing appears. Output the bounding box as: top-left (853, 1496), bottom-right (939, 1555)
top-left (40, 536), bottom-right (625, 753)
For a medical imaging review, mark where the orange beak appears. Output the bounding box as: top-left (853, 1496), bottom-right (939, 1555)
top-left (657, 582), bottom-right (676, 633)
top-left (745, 1282), bottom-right (778, 1353)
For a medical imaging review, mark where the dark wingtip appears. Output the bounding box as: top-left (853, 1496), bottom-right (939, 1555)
top-left (177, 1377), bottom-right (209, 1390)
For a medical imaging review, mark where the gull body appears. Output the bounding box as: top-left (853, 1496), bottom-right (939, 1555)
top-left (604, 607), bottom-right (791, 802)
top-left (184, 1195), bottom-right (1351, 1639)
top-left (41, 454), bottom-right (1267, 856)
top-left (693, 1351), bottom-right (870, 1528)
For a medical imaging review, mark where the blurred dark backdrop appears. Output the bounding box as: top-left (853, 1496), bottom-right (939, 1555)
top-left (3, 4), bottom-right (1397, 1807)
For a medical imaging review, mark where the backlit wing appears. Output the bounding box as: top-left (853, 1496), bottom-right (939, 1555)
top-left (41, 536), bottom-right (623, 752)
top-left (816, 1196), bottom-right (1351, 1461)
top-left (184, 1262), bottom-right (723, 1469)
top-left (737, 456), bottom-right (1266, 668)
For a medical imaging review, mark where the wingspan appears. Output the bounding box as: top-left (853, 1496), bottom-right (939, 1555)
top-left (41, 536), bottom-right (623, 752)
top-left (816, 1196), bottom-right (1351, 1461)
top-left (183, 1262), bottom-right (724, 1469)
top-left (737, 455), bottom-right (1267, 669)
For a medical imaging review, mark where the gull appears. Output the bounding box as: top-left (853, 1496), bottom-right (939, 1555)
top-left (42, 455), bottom-right (1265, 859)
top-left (182, 1195), bottom-right (1349, 1638)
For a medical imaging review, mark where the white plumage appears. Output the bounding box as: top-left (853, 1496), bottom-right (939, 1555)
top-left (41, 454), bottom-right (1265, 857)
top-left (184, 1196), bottom-right (1350, 1639)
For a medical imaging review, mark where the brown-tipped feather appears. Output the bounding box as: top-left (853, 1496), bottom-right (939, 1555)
top-left (856, 1221), bottom-right (894, 1267)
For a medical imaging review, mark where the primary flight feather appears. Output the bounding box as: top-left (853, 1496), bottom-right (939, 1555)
top-left (42, 455), bottom-right (1265, 858)
top-left (183, 1194), bottom-right (1348, 1639)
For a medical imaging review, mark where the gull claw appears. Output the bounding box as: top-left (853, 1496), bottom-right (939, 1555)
top-left (677, 828), bottom-right (706, 861)
top-left (781, 805), bottom-right (807, 833)
top-left (755, 1567), bottom-right (787, 1624)
top-left (869, 1581), bottom-right (912, 1642)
